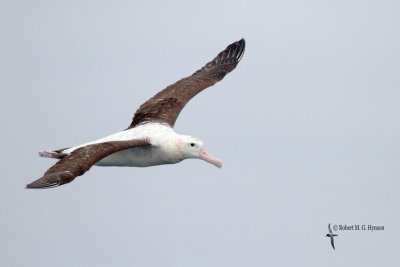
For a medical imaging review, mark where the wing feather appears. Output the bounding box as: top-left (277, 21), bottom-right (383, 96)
top-left (127, 39), bottom-right (245, 129)
top-left (26, 139), bottom-right (150, 189)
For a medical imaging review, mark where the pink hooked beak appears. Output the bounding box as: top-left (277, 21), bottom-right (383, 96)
top-left (200, 147), bottom-right (222, 168)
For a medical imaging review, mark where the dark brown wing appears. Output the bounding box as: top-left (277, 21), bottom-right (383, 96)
top-left (127, 38), bottom-right (245, 129)
top-left (26, 139), bottom-right (150, 189)
top-left (331, 237), bottom-right (335, 250)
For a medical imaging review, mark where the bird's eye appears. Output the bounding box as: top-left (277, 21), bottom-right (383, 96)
top-left (190, 143), bottom-right (195, 147)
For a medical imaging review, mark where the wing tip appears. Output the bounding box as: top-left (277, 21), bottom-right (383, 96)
top-left (193, 38), bottom-right (246, 76)
top-left (25, 175), bottom-right (62, 189)
top-left (25, 180), bottom-right (60, 189)
top-left (221, 38), bottom-right (246, 64)
top-left (237, 38), bottom-right (245, 62)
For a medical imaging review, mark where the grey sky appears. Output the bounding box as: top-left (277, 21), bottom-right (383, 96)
top-left (1, 0), bottom-right (399, 266)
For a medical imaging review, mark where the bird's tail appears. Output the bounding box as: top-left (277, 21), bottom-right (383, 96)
top-left (39, 148), bottom-right (69, 159)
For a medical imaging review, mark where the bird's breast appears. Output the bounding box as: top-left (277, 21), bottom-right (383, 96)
top-left (96, 144), bottom-right (182, 167)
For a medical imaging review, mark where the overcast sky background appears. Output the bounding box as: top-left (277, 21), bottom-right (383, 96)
top-left (1, 1), bottom-right (399, 266)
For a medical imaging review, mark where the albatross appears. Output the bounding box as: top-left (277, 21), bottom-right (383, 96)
top-left (26, 39), bottom-right (245, 189)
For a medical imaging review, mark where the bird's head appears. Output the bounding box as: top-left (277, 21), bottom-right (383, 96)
top-left (178, 136), bottom-right (222, 168)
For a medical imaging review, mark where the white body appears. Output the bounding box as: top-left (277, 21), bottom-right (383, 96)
top-left (64, 123), bottom-right (184, 167)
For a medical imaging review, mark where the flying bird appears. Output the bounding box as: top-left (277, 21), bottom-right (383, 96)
top-left (26, 39), bottom-right (245, 189)
top-left (326, 223), bottom-right (338, 250)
